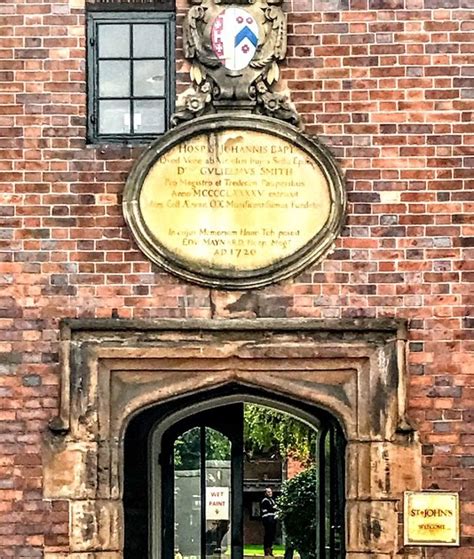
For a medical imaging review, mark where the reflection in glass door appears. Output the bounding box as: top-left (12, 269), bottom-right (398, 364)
top-left (160, 405), bottom-right (244, 559)
top-left (205, 429), bottom-right (231, 558)
top-left (155, 402), bottom-right (344, 559)
top-left (172, 427), bottom-right (233, 559)
top-left (173, 427), bottom-right (201, 559)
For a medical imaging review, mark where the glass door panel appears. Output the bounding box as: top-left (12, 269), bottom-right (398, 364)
top-left (205, 428), bottom-right (232, 558)
top-left (319, 423), bottom-right (345, 559)
top-left (174, 427), bottom-right (202, 559)
top-left (170, 425), bottom-right (234, 559)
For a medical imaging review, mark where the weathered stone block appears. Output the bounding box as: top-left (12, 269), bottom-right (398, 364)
top-left (346, 500), bottom-right (398, 553)
top-left (69, 500), bottom-right (123, 552)
top-left (44, 440), bottom-right (98, 499)
top-left (388, 441), bottom-right (422, 496)
top-left (347, 441), bottom-right (421, 500)
top-left (346, 554), bottom-right (392, 558)
top-left (346, 553), bottom-right (423, 559)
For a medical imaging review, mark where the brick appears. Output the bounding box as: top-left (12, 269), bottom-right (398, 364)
top-left (0, 1), bottom-right (472, 557)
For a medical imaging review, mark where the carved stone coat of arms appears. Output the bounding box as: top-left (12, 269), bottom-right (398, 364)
top-left (173, 0), bottom-right (300, 126)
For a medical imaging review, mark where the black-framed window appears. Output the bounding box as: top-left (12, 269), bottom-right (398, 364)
top-left (87, 11), bottom-right (175, 143)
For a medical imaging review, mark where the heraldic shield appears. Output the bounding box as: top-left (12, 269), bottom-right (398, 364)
top-left (173, 0), bottom-right (300, 126)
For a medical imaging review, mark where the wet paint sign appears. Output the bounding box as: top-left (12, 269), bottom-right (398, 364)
top-left (206, 487), bottom-right (230, 520)
top-left (211, 8), bottom-right (259, 71)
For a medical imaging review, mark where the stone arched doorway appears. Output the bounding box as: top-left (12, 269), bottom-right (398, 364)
top-left (43, 318), bottom-right (422, 559)
top-left (123, 388), bottom-right (346, 559)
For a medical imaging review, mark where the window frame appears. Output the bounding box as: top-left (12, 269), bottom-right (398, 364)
top-left (86, 10), bottom-right (175, 144)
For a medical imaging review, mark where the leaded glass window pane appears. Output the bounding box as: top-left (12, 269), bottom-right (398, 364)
top-left (87, 12), bottom-right (174, 143)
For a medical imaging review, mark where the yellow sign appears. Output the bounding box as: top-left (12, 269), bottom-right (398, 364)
top-left (404, 491), bottom-right (460, 546)
top-left (139, 129), bottom-right (331, 272)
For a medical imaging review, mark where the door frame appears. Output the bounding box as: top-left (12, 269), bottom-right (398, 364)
top-left (154, 403), bottom-right (244, 559)
top-left (150, 395), bottom-right (327, 559)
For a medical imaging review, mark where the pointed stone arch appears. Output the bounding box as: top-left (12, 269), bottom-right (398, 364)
top-left (43, 318), bottom-right (421, 559)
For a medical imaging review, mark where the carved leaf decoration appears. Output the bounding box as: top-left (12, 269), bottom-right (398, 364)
top-left (191, 64), bottom-right (203, 85)
top-left (250, 54), bottom-right (274, 69)
top-left (267, 61), bottom-right (279, 85)
top-left (265, 8), bottom-right (287, 60)
top-left (183, 6), bottom-right (206, 59)
top-left (275, 14), bottom-right (287, 60)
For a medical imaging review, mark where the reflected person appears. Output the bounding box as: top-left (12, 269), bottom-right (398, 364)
top-left (260, 487), bottom-right (277, 557)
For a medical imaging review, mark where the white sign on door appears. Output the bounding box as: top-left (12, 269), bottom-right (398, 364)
top-left (206, 487), bottom-right (229, 520)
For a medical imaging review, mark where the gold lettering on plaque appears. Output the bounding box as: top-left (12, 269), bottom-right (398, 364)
top-left (139, 130), bottom-right (331, 271)
top-left (404, 492), bottom-right (460, 546)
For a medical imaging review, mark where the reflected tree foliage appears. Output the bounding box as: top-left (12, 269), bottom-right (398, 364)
top-left (174, 406), bottom-right (317, 467)
top-left (277, 466), bottom-right (318, 559)
top-left (244, 404), bottom-right (317, 463)
top-left (174, 427), bottom-right (231, 468)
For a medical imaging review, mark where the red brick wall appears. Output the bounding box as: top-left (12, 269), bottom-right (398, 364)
top-left (0, 0), bottom-right (472, 556)
top-left (286, 457), bottom-right (305, 479)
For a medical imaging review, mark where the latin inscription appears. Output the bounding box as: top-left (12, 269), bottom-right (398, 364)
top-left (139, 130), bottom-right (332, 271)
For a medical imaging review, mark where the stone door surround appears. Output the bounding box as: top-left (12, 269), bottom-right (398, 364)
top-left (43, 318), bottom-right (422, 559)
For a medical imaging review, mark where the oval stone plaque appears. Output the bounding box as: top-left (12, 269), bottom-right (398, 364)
top-left (124, 114), bottom-right (345, 289)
